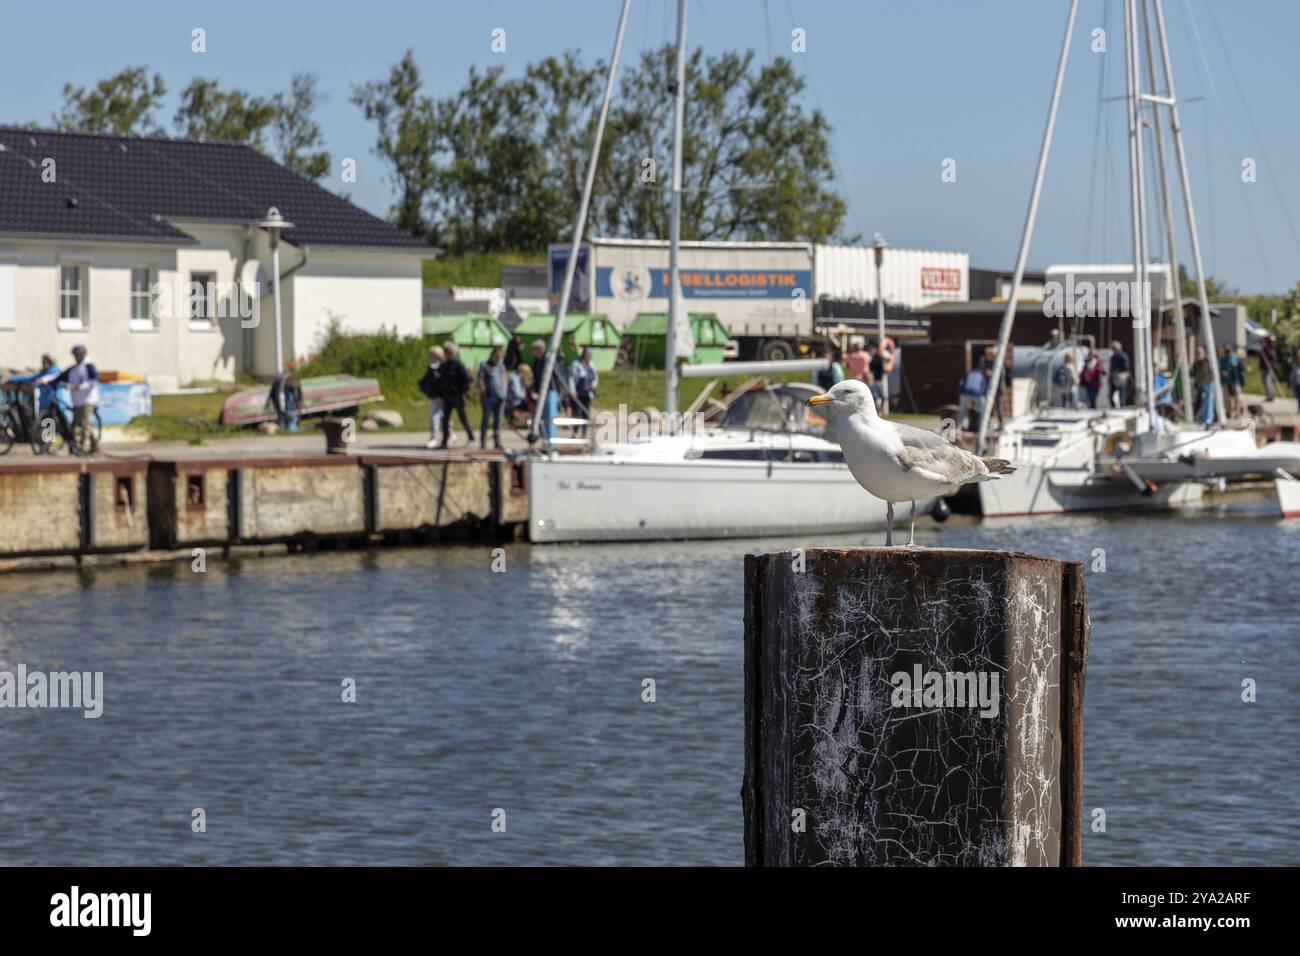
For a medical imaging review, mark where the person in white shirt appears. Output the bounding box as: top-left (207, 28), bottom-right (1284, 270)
top-left (57, 345), bottom-right (99, 454)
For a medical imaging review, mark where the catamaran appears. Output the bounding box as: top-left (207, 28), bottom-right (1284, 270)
top-left (976, 0), bottom-right (1300, 518)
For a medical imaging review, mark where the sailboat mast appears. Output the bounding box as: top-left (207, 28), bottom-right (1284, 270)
top-left (1141, 0), bottom-right (1190, 421)
top-left (530, 0), bottom-right (631, 445)
top-left (975, 0), bottom-right (1078, 455)
top-left (1152, 0), bottom-right (1227, 424)
top-left (665, 0), bottom-right (688, 417)
top-left (1124, 0), bottom-right (1156, 420)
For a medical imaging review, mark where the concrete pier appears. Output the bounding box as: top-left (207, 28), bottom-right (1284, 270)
top-left (0, 449), bottom-right (527, 571)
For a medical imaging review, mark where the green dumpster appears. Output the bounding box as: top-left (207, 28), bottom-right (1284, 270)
top-left (422, 313), bottom-right (512, 369)
top-left (621, 312), bottom-right (730, 368)
top-left (514, 313), bottom-right (621, 372)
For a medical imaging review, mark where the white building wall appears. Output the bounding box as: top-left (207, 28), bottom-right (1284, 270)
top-left (1, 231), bottom-right (427, 383)
top-left (0, 235), bottom-right (244, 386)
top-left (287, 249), bottom-right (424, 363)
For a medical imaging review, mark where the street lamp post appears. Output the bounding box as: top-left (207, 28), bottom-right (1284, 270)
top-left (870, 232), bottom-right (888, 413)
top-left (255, 207), bottom-right (295, 375)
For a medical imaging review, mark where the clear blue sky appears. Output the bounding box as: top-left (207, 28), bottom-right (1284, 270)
top-left (2, 0), bottom-right (1297, 294)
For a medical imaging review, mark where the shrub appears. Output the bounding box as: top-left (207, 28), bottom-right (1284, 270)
top-left (297, 319), bottom-right (430, 401)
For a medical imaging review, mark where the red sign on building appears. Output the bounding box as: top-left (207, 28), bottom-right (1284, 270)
top-left (920, 267), bottom-right (963, 292)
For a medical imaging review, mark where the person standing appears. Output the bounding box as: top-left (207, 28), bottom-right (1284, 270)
top-left (477, 345), bottom-right (508, 449)
top-left (1109, 340), bottom-right (1132, 407)
top-left (419, 345), bottom-right (445, 450)
top-left (1080, 350), bottom-right (1103, 408)
top-left (56, 345), bottom-right (99, 454)
top-left (568, 347), bottom-right (599, 439)
top-left (958, 363), bottom-right (988, 433)
top-left (1259, 335), bottom-right (1277, 402)
top-left (845, 337), bottom-right (870, 385)
top-left (1191, 345), bottom-right (1215, 424)
top-left (438, 341), bottom-right (475, 448)
top-left (504, 335), bottom-right (524, 373)
top-left (1057, 353), bottom-right (1080, 408)
top-left (815, 346), bottom-right (844, 390)
top-left (1218, 345), bottom-right (1245, 418)
top-left (1291, 351), bottom-right (1300, 414)
top-left (530, 340), bottom-right (564, 440)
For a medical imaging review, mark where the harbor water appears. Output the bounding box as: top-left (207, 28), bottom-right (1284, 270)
top-left (1, 491), bottom-right (1295, 866)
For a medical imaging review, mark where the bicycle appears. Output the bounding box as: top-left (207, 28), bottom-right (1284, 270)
top-left (32, 388), bottom-right (102, 456)
top-left (0, 383), bottom-right (40, 455)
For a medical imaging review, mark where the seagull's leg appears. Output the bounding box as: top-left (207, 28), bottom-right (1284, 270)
top-left (908, 499), bottom-right (917, 547)
top-left (885, 501), bottom-right (894, 546)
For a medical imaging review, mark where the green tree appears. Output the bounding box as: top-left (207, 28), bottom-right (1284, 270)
top-left (424, 60), bottom-right (593, 253)
top-left (351, 51), bottom-right (438, 240)
top-left (1274, 281), bottom-right (1300, 363)
top-left (601, 48), bottom-right (846, 243)
top-left (174, 79), bottom-right (277, 147)
top-left (56, 67), bottom-right (166, 135)
top-left (273, 73), bottom-right (331, 180)
top-left (1178, 264), bottom-right (1231, 301)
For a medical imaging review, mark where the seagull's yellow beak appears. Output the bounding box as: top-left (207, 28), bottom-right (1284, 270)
top-left (807, 394), bottom-right (833, 407)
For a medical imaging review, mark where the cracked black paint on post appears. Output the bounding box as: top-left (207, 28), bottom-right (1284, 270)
top-left (743, 547), bottom-right (1087, 867)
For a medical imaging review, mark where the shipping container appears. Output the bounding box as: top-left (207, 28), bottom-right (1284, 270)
top-left (813, 244), bottom-right (970, 310)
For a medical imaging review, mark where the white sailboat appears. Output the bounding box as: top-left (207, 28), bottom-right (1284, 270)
top-left (526, 0), bottom-right (930, 543)
top-left (976, 0), bottom-right (1300, 518)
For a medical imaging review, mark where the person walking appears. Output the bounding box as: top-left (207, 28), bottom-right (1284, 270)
top-left (419, 345), bottom-right (445, 449)
top-left (477, 345), bottom-right (508, 449)
top-left (568, 347), bottom-right (599, 439)
top-left (438, 341), bottom-right (475, 448)
top-left (1109, 340), bottom-right (1132, 407)
top-left (56, 345), bottom-right (99, 454)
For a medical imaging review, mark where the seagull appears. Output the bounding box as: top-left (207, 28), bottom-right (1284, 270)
top-left (807, 380), bottom-right (1015, 546)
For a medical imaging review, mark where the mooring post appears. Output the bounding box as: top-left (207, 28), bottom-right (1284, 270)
top-left (743, 547), bottom-right (1088, 867)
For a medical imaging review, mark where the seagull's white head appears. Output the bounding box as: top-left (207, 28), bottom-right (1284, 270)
top-left (806, 379), bottom-right (877, 419)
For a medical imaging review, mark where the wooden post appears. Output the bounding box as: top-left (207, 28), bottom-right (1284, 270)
top-left (743, 548), bottom-right (1088, 867)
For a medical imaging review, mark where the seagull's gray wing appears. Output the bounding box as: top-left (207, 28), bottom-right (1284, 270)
top-left (889, 420), bottom-right (989, 485)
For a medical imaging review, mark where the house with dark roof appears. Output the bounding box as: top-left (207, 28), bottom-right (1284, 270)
top-left (0, 127), bottom-right (432, 384)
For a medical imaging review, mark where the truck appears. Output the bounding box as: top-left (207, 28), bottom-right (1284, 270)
top-left (547, 238), bottom-right (969, 361)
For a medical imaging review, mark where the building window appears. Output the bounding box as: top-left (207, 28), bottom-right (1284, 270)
top-left (189, 271), bottom-right (216, 328)
top-left (130, 267), bottom-right (157, 331)
top-left (59, 262), bottom-right (88, 330)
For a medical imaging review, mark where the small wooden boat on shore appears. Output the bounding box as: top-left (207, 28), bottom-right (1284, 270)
top-left (219, 374), bottom-right (382, 426)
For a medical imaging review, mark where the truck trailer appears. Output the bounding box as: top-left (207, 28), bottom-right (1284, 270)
top-left (548, 238), bottom-right (969, 362)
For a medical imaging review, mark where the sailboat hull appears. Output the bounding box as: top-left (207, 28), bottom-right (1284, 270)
top-left (979, 459), bottom-right (1203, 516)
top-left (530, 454), bottom-right (921, 542)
